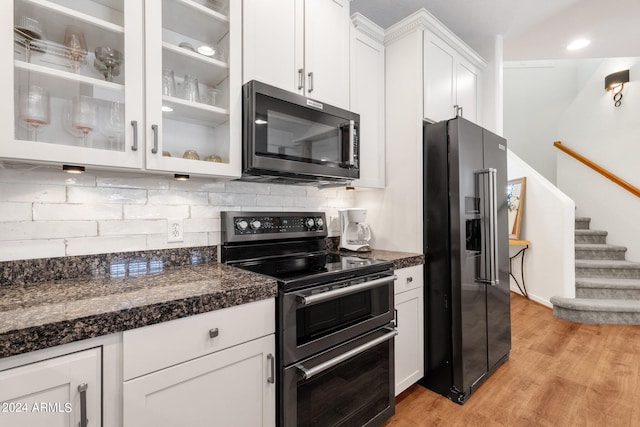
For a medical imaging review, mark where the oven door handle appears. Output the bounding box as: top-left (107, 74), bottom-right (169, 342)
top-left (296, 328), bottom-right (398, 380)
top-left (297, 275), bottom-right (396, 306)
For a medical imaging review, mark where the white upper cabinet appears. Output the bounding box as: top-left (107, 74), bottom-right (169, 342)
top-left (350, 13), bottom-right (385, 188)
top-left (423, 27), bottom-right (482, 124)
top-left (144, 0), bottom-right (241, 178)
top-left (303, 0), bottom-right (350, 109)
top-left (242, 0), bottom-right (298, 93)
top-left (1, 0), bottom-right (241, 178)
top-left (242, 0), bottom-right (351, 110)
top-left (1, 0), bottom-right (144, 170)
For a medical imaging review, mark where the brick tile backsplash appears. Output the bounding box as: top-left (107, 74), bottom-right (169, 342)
top-left (0, 165), bottom-right (356, 261)
top-left (34, 203), bottom-right (122, 221)
top-left (0, 183), bottom-right (66, 203)
top-left (1, 203), bottom-right (33, 221)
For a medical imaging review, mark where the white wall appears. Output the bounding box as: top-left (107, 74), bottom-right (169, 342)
top-left (0, 164), bottom-right (356, 261)
top-left (504, 60), bottom-right (600, 184)
top-left (556, 57), bottom-right (640, 261)
top-left (508, 150), bottom-right (575, 306)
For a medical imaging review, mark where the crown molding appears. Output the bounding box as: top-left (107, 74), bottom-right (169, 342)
top-left (384, 9), bottom-right (487, 68)
top-left (351, 13), bottom-right (384, 43)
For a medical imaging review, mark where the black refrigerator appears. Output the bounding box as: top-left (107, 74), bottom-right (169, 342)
top-left (420, 116), bottom-right (511, 404)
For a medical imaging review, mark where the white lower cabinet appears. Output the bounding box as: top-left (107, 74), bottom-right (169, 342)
top-left (0, 347), bottom-right (101, 427)
top-left (122, 299), bottom-right (276, 427)
top-left (394, 265), bottom-right (424, 396)
top-left (123, 334), bottom-right (275, 427)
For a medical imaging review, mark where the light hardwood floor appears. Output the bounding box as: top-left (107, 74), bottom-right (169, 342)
top-left (385, 292), bottom-right (640, 426)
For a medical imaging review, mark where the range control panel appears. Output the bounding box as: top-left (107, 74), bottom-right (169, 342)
top-left (221, 211), bottom-right (328, 242)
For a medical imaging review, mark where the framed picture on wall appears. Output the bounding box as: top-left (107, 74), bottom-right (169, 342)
top-left (507, 177), bottom-right (526, 239)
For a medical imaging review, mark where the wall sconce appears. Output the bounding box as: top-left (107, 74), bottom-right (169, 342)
top-left (605, 69), bottom-right (630, 107)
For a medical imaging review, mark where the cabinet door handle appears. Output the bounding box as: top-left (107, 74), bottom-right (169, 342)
top-left (209, 328), bottom-right (219, 338)
top-left (267, 353), bottom-right (275, 384)
top-left (130, 120), bottom-right (138, 151)
top-left (394, 308), bottom-right (399, 328)
top-left (298, 68), bottom-right (305, 91)
top-left (78, 383), bottom-right (88, 427)
top-left (307, 71), bottom-right (314, 93)
top-left (151, 124), bottom-right (159, 154)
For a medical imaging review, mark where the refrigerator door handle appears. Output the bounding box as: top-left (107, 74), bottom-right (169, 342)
top-left (475, 168), bottom-right (499, 285)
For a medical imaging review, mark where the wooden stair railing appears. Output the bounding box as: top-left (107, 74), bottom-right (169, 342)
top-left (554, 141), bottom-right (640, 198)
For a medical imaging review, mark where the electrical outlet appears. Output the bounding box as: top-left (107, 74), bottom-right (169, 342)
top-left (167, 218), bottom-right (184, 243)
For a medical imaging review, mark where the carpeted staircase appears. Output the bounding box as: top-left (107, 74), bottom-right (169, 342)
top-left (551, 217), bottom-right (640, 324)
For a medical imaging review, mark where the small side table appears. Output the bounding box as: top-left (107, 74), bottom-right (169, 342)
top-left (509, 239), bottom-right (530, 299)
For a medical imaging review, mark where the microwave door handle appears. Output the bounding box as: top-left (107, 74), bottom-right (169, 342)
top-left (296, 329), bottom-right (398, 380)
top-left (349, 119), bottom-right (355, 166)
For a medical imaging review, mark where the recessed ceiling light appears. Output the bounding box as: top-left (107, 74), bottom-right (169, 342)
top-left (567, 39), bottom-right (590, 51)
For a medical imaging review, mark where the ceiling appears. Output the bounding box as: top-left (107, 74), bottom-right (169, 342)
top-left (350, 0), bottom-right (640, 61)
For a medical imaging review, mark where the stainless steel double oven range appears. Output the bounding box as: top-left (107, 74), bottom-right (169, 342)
top-left (221, 211), bottom-right (397, 427)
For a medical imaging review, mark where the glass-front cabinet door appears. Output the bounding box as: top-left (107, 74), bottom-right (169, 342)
top-left (2, 0), bottom-right (144, 169)
top-left (144, 0), bottom-right (241, 178)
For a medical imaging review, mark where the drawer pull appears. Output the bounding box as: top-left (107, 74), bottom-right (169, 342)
top-left (407, 276), bottom-right (413, 283)
top-left (209, 328), bottom-right (219, 339)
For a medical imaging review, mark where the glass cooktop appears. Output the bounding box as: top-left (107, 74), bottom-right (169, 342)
top-left (232, 252), bottom-right (393, 291)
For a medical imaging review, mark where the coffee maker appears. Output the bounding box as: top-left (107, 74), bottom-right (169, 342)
top-left (338, 208), bottom-right (372, 252)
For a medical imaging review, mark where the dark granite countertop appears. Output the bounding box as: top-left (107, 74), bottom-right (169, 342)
top-left (0, 262), bottom-right (277, 359)
top-left (334, 248), bottom-right (425, 270)
top-left (0, 245), bottom-right (421, 360)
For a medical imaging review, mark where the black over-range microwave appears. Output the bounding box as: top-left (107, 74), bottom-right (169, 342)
top-left (242, 80), bottom-right (360, 185)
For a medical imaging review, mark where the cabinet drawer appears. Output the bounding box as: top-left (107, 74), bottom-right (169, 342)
top-left (394, 265), bottom-right (424, 294)
top-left (123, 298), bottom-right (275, 380)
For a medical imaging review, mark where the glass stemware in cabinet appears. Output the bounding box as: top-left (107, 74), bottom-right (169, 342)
top-left (100, 101), bottom-right (125, 151)
top-left (182, 75), bottom-right (200, 102)
top-left (19, 85), bottom-right (50, 141)
top-left (72, 96), bottom-right (97, 146)
top-left (94, 46), bottom-right (122, 82)
top-left (64, 26), bottom-right (88, 73)
top-left (162, 68), bottom-right (176, 97)
top-left (14, 16), bottom-right (46, 63)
